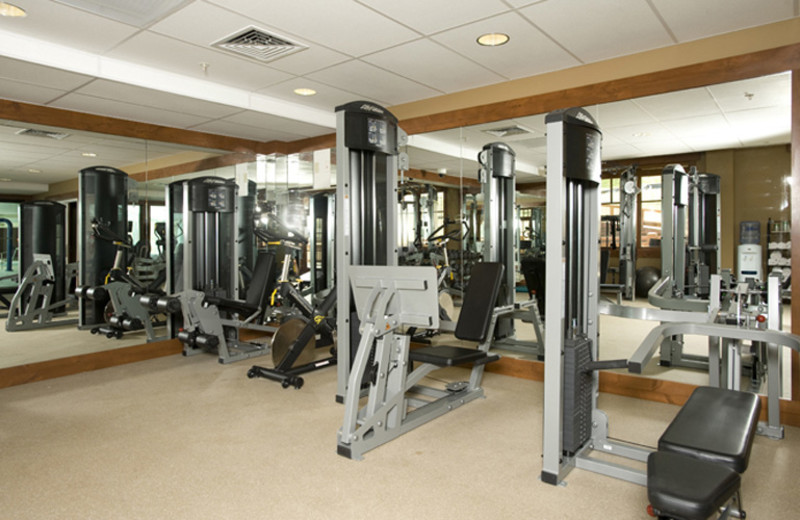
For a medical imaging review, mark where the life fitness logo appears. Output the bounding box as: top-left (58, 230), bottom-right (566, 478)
top-left (360, 104), bottom-right (384, 115)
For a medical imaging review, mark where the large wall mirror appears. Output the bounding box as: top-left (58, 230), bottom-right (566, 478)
top-left (402, 70), bottom-right (793, 398)
top-left (0, 50), bottom-right (796, 407)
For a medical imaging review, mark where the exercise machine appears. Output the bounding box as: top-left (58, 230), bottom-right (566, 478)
top-left (337, 262), bottom-right (502, 460)
top-left (76, 218), bottom-right (168, 341)
top-left (478, 142), bottom-right (543, 356)
top-left (173, 250), bottom-right (276, 363)
top-left (77, 166), bottom-right (132, 329)
top-left (6, 201), bottom-right (78, 331)
top-left (649, 164), bottom-right (720, 312)
top-left (335, 101), bottom-right (404, 401)
top-left (541, 109), bottom-right (800, 501)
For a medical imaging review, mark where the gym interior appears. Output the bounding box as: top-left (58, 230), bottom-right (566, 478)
top-left (2, 2), bottom-right (800, 519)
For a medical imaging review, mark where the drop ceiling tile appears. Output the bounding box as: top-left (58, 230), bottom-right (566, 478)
top-left (725, 106), bottom-right (791, 145)
top-left (633, 87), bottom-right (720, 121)
top-left (650, 0), bottom-right (797, 42)
top-left (362, 39), bottom-right (505, 93)
top-left (189, 119), bottom-right (310, 143)
top-left (361, 0), bottom-right (510, 35)
top-left (256, 78), bottom-right (380, 113)
top-left (208, 0), bottom-right (419, 57)
top-left (432, 12), bottom-right (580, 80)
top-left (0, 57), bottom-right (92, 90)
top-left (0, 78), bottom-right (71, 106)
top-left (50, 93), bottom-right (212, 128)
top-left (218, 111), bottom-right (332, 139)
top-left (105, 32), bottom-right (293, 91)
top-left (306, 60), bottom-right (441, 105)
top-left (75, 79), bottom-right (243, 119)
top-left (148, 1), bottom-right (351, 76)
top-left (518, 0), bottom-right (673, 63)
top-left (0, 0), bottom-right (138, 54)
top-left (602, 142), bottom-right (646, 161)
top-left (593, 100), bottom-right (658, 129)
top-left (709, 73), bottom-right (791, 112)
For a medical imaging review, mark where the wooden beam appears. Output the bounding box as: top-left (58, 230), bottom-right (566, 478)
top-left (0, 339), bottom-right (183, 390)
top-left (397, 43), bottom-right (800, 135)
top-left (0, 99), bottom-right (274, 154)
top-left (487, 357), bottom-right (800, 427)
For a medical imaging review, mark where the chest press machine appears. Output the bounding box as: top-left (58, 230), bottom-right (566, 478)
top-left (541, 108), bottom-right (769, 519)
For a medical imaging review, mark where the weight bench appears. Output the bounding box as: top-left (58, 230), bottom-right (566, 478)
top-left (647, 386), bottom-right (761, 519)
top-left (337, 262), bottom-right (503, 460)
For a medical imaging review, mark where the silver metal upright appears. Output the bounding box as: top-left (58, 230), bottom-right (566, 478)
top-left (541, 107), bottom-right (602, 485)
top-left (335, 101), bottom-right (404, 401)
top-left (479, 142), bottom-right (517, 324)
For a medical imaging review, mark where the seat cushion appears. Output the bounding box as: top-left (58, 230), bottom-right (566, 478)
top-left (409, 345), bottom-right (489, 367)
top-left (648, 451), bottom-right (740, 520)
top-left (658, 386), bottom-right (760, 473)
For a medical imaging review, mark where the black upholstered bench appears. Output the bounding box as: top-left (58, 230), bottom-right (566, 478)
top-left (647, 387), bottom-right (761, 520)
top-left (409, 262), bottom-right (503, 368)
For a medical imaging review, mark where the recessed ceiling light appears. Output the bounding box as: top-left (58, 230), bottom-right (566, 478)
top-left (0, 177), bottom-right (12, 182)
top-left (477, 33), bottom-right (509, 47)
top-left (81, 152), bottom-right (97, 157)
top-left (632, 132), bottom-right (650, 138)
top-left (294, 88), bottom-right (317, 96)
top-left (28, 168), bottom-right (41, 174)
top-left (0, 2), bottom-right (26, 17)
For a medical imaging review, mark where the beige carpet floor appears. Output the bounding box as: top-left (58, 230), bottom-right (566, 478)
top-left (2, 353), bottom-right (799, 519)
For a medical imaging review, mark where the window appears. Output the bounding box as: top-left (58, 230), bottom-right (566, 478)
top-left (600, 178), bottom-right (620, 248)
top-left (639, 175), bottom-right (662, 248)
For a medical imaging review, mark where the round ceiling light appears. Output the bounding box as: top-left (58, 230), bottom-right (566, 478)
top-left (477, 33), bottom-right (510, 47)
top-left (294, 88), bottom-right (317, 96)
top-left (0, 2), bottom-right (27, 17)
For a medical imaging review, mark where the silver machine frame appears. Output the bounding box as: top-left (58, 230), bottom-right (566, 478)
top-left (478, 142), bottom-right (543, 355)
top-left (335, 101), bottom-right (404, 401)
top-left (542, 109), bottom-right (800, 488)
top-left (541, 107), bottom-right (655, 486)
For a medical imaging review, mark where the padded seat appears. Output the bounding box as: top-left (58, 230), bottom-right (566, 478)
top-left (648, 451), bottom-right (740, 520)
top-left (410, 345), bottom-right (493, 367)
top-left (203, 252), bottom-right (276, 321)
top-left (658, 387), bottom-right (761, 473)
top-left (409, 262), bottom-right (504, 368)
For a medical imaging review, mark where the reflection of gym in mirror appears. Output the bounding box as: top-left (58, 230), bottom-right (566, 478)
top-left (1, 73), bottom-right (794, 402)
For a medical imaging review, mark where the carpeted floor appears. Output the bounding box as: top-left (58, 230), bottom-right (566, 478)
top-left (2, 353), bottom-right (799, 519)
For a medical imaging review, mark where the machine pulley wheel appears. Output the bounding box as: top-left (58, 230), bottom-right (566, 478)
top-left (271, 317), bottom-right (316, 367)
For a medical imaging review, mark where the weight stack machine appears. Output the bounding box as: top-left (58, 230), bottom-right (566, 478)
top-left (335, 101), bottom-right (405, 401)
top-left (78, 166), bottom-right (130, 329)
top-left (166, 176), bottom-right (238, 338)
top-left (20, 201), bottom-right (68, 308)
top-left (479, 142), bottom-right (517, 339)
top-left (541, 107), bottom-right (606, 485)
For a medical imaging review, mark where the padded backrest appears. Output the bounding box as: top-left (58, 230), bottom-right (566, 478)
top-left (455, 262), bottom-right (504, 342)
top-left (245, 252), bottom-right (276, 308)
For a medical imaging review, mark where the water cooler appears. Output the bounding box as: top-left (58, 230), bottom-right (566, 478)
top-left (737, 221), bottom-right (762, 281)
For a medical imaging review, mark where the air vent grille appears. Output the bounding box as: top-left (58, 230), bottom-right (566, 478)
top-left (212, 26), bottom-right (307, 62)
top-left (15, 129), bottom-right (71, 140)
top-left (483, 125), bottom-right (532, 138)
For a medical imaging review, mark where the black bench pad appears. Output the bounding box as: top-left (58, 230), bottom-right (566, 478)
top-left (409, 346), bottom-right (491, 367)
top-left (658, 387), bottom-right (760, 473)
top-left (648, 451), bottom-right (740, 520)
